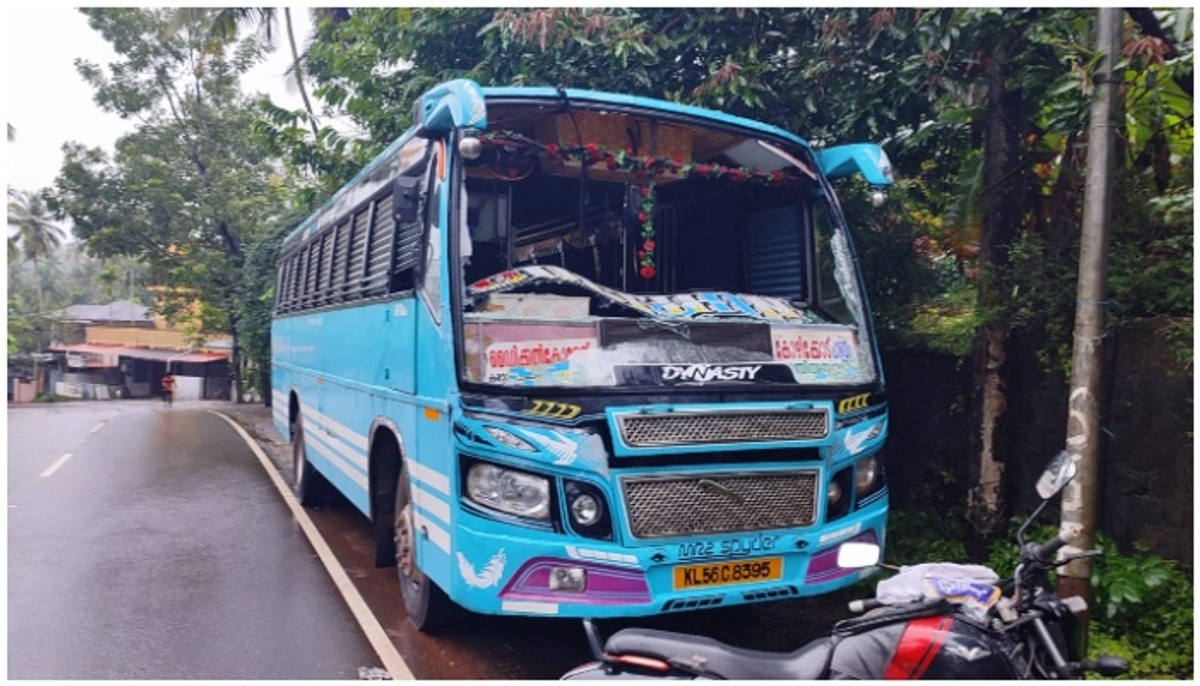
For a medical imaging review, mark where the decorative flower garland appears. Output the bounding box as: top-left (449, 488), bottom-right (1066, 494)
top-left (480, 131), bottom-right (795, 280)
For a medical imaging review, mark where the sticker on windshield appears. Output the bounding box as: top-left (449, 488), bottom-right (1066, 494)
top-left (771, 327), bottom-right (865, 383)
top-left (484, 338), bottom-right (597, 385)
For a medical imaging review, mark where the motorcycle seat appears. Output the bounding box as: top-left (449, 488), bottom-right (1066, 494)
top-left (605, 628), bottom-right (833, 679)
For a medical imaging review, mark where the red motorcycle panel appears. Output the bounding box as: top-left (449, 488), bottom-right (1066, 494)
top-left (883, 616), bottom-right (954, 679)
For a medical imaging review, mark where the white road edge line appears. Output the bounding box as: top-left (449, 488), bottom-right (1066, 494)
top-left (41, 453), bottom-right (73, 478)
top-left (209, 410), bottom-right (415, 681)
top-left (89, 421), bottom-right (107, 434)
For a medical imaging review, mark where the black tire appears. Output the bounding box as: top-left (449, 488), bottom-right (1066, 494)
top-left (291, 414), bottom-right (326, 507)
top-left (394, 468), bottom-right (459, 632)
top-left (372, 461), bottom-right (398, 569)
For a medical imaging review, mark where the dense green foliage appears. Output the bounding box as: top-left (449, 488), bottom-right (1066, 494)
top-left (1088, 534), bottom-right (1195, 680)
top-left (886, 506), bottom-right (1193, 679)
top-left (15, 8), bottom-right (1189, 395)
top-left (252, 8), bottom-right (1193, 366)
top-left (41, 8), bottom-right (300, 392)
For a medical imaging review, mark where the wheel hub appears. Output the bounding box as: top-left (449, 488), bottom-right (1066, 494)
top-left (394, 504), bottom-right (415, 579)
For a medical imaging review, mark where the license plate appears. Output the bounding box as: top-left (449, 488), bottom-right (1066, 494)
top-left (673, 557), bottom-right (784, 590)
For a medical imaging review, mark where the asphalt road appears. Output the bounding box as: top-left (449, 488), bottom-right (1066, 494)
top-left (7, 401), bottom-right (382, 679)
top-left (220, 400), bottom-right (863, 680)
top-left (9, 399), bottom-right (863, 680)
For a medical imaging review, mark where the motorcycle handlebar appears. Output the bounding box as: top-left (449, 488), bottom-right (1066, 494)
top-left (1028, 525), bottom-right (1082, 563)
top-left (848, 597), bottom-right (883, 613)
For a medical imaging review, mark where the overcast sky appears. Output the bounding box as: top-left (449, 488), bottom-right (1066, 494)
top-left (5, 6), bottom-right (309, 195)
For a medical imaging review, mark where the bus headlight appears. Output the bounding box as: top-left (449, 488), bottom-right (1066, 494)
top-left (564, 479), bottom-right (612, 540)
top-left (855, 455), bottom-right (880, 495)
top-left (466, 462), bottom-right (550, 520)
top-left (570, 493), bottom-right (602, 526)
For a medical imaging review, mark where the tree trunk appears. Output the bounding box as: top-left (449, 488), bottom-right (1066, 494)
top-left (1057, 7), bottom-right (1122, 631)
top-left (966, 26), bottom-right (1027, 545)
top-left (284, 8), bottom-right (320, 139)
top-left (229, 314), bottom-right (243, 404)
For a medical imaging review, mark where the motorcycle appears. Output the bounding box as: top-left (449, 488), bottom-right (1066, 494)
top-left (563, 451), bottom-right (1130, 680)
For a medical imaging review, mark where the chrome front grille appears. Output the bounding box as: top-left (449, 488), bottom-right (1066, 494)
top-left (622, 471), bottom-right (818, 539)
top-left (616, 410), bottom-right (828, 448)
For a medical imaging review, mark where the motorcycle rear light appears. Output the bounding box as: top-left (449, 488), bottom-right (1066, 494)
top-left (549, 567), bottom-right (588, 592)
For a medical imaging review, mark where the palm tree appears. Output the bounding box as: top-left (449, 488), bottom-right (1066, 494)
top-left (169, 8), bottom-right (346, 139)
top-left (7, 189), bottom-right (66, 311)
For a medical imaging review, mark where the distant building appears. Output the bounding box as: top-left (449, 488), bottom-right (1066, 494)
top-left (42, 301), bottom-right (232, 402)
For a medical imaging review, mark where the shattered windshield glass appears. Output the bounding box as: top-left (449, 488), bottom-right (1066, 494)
top-left (456, 99), bottom-right (876, 389)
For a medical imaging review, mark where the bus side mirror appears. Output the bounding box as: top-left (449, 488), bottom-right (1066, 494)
top-left (816, 144), bottom-right (894, 188)
top-left (393, 176), bottom-right (421, 224)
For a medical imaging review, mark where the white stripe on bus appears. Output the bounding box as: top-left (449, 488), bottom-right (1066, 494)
top-left (302, 402), bottom-right (369, 452)
top-left (303, 422), bottom-right (367, 475)
top-left (304, 414), bottom-right (369, 472)
top-left (406, 459), bottom-right (451, 496)
top-left (412, 484), bottom-right (451, 525)
top-left (305, 431), bottom-right (369, 491)
top-left (412, 510), bottom-right (451, 554)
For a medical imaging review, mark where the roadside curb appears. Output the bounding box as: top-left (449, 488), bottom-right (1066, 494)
top-left (211, 405), bottom-right (414, 681)
top-left (212, 402), bottom-right (294, 481)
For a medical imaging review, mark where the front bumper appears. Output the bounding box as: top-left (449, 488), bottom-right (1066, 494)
top-left (443, 504), bottom-right (886, 618)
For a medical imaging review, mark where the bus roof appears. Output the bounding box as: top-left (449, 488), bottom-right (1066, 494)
top-left (480, 86), bottom-right (811, 149)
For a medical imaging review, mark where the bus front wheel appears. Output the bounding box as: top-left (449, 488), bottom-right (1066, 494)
top-left (291, 414), bottom-right (326, 506)
top-left (394, 469), bottom-right (458, 632)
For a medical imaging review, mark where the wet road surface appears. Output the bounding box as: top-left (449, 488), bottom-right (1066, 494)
top-left (222, 402), bottom-right (865, 679)
top-left (9, 400), bottom-right (864, 679)
top-left (8, 401), bottom-right (382, 679)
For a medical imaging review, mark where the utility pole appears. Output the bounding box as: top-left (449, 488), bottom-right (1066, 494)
top-left (1057, 7), bottom-right (1122, 620)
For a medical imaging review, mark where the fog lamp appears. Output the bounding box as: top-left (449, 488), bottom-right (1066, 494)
top-left (570, 493), bottom-right (602, 527)
top-left (549, 567), bottom-right (587, 592)
top-left (827, 479), bottom-right (843, 506)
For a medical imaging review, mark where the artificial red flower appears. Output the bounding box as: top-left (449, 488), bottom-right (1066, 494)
top-left (640, 266), bottom-right (656, 279)
top-left (585, 142), bottom-right (598, 153)
top-left (643, 239), bottom-right (656, 251)
top-left (638, 212), bottom-right (648, 223)
top-left (546, 143), bottom-right (559, 155)
top-left (638, 250), bottom-right (646, 259)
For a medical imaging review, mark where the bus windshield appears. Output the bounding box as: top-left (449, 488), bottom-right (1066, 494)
top-left (458, 99), bottom-right (876, 390)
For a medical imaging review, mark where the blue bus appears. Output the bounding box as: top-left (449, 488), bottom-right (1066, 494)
top-left (271, 80), bottom-right (893, 631)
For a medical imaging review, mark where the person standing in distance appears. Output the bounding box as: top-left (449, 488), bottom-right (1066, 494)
top-left (161, 372), bottom-right (177, 406)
